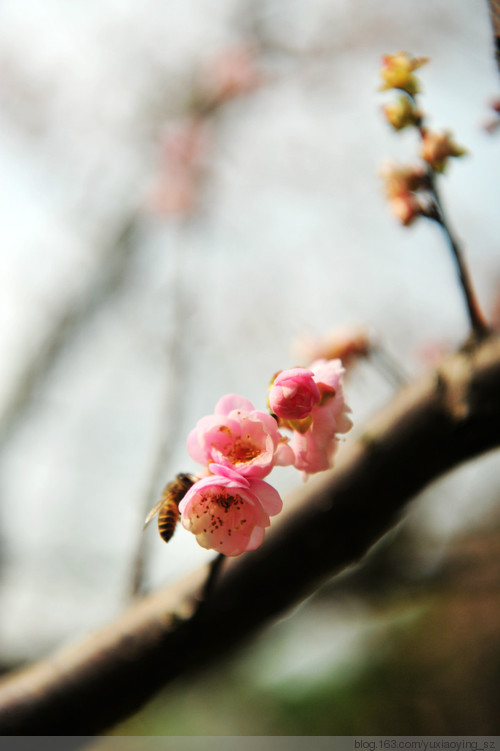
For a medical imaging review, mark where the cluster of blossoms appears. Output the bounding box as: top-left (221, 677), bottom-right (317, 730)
top-left (379, 52), bottom-right (466, 226)
top-left (177, 359), bottom-right (351, 556)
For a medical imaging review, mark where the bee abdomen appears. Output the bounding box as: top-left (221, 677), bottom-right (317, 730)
top-left (158, 504), bottom-right (180, 543)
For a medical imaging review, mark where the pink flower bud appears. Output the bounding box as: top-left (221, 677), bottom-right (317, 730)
top-left (269, 367), bottom-right (321, 420)
top-left (179, 464), bottom-right (282, 556)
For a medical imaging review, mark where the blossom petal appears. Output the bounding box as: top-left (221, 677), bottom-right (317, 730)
top-left (208, 463), bottom-right (250, 487)
top-left (245, 525), bottom-right (266, 551)
top-left (248, 479), bottom-right (283, 516)
top-left (214, 394), bottom-right (255, 415)
top-left (274, 440), bottom-right (295, 467)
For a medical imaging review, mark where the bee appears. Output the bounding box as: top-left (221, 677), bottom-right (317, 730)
top-left (144, 473), bottom-right (196, 543)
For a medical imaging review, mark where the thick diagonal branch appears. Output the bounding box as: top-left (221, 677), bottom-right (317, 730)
top-left (1, 334), bottom-right (500, 735)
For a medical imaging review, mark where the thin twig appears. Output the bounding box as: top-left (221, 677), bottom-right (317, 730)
top-left (391, 93), bottom-right (490, 341)
top-left (426, 173), bottom-right (490, 339)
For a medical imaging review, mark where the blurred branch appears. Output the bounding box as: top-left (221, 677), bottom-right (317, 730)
top-left (488, 0), bottom-right (500, 71)
top-left (129, 227), bottom-right (190, 597)
top-left (1, 332), bottom-right (500, 734)
top-left (0, 211), bottom-right (140, 451)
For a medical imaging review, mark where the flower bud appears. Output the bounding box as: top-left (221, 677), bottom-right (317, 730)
top-left (379, 52), bottom-right (428, 96)
top-left (269, 368), bottom-right (321, 420)
top-left (390, 193), bottom-right (423, 226)
top-left (380, 161), bottom-right (429, 226)
top-left (420, 129), bottom-right (466, 173)
top-left (382, 95), bottom-right (421, 131)
top-left (380, 162), bottom-right (428, 199)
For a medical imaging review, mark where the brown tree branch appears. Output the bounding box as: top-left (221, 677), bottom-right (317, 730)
top-left (1, 333), bottom-right (500, 735)
top-left (488, 0), bottom-right (500, 71)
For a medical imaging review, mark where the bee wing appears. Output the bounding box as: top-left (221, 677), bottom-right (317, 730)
top-left (144, 499), bottom-right (164, 529)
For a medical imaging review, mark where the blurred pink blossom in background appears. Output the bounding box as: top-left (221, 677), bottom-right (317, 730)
top-left (200, 46), bottom-right (261, 107)
top-left (293, 326), bottom-right (371, 369)
top-left (150, 118), bottom-right (209, 216)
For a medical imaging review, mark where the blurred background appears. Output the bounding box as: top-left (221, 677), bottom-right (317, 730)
top-left (1, 0), bottom-right (500, 735)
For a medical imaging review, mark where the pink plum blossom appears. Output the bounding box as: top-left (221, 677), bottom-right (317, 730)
top-left (187, 394), bottom-right (294, 479)
top-left (288, 359), bottom-right (352, 475)
top-left (179, 463), bottom-right (282, 556)
top-left (268, 367), bottom-right (321, 420)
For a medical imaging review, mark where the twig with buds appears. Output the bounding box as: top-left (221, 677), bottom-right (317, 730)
top-left (380, 52), bottom-right (490, 340)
